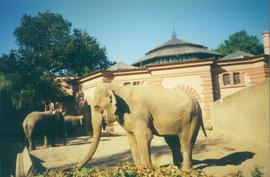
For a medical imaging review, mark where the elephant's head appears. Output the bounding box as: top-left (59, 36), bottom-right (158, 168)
top-left (77, 85), bottom-right (118, 167)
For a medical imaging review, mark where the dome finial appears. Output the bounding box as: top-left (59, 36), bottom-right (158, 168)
top-left (172, 27), bottom-right (177, 38)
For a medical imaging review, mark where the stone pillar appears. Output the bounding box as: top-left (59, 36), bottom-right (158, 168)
top-left (200, 73), bottom-right (214, 129)
top-left (262, 31), bottom-right (269, 55)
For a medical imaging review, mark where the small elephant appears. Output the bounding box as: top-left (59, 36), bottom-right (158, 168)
top-left (22, 111), bottom-right (66, 150)
top-left (64, 115), bottom-right (85, 137)
top-left (78, 84), bottom-right (207, 170)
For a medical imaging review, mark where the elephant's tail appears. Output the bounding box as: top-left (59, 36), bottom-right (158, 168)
top-left (197, 102), bottom-right (208, 138)
top-left (200, 116), bottom-right (208, 138)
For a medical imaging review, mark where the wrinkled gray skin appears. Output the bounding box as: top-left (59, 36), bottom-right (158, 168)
top-left (22, 111), bottom-right (66, 150)
top-left (64, 115), bottom-right (85, 137)
top-left (78, 84), bottom-right (207, 170)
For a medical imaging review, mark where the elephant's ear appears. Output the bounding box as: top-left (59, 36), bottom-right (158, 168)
top-left (108, 90), bottom-right (117, 115)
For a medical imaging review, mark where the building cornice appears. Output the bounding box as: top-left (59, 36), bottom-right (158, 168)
top-left (76, 55), bottom-right (268, 84)
top-left (146, 59), bottom-right (214, 71)
top-left (215, 55), bottom-right (266, 66)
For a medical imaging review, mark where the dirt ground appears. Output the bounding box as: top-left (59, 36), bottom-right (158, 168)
top-left (30, 130), bottom-right (269, 177)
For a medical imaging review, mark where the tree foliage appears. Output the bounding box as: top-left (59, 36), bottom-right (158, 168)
top-left (215, 30), bottom-right (264, 55)
top-left (64, 29), bottom-right (110, 76)
top-left (0, 11), bottom-right (112, 136)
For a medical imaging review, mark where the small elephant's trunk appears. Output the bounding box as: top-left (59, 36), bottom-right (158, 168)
top-left (77, 112), bottom-right (102, 168)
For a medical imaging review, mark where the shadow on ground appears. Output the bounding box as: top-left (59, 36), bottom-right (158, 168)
top-left (30, 154), bottom-right (46, 174)
top-left (194, 151), bottom-right (255, 170)
top-left (64, 137), bottom-right (111, 146)
top-left (30, 135), bottom-right (256, 173)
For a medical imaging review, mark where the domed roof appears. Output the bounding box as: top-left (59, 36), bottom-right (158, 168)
top-left (133, 33), bottom-right (222, 66)
top-left (148, 33), bottom-right (204, 53)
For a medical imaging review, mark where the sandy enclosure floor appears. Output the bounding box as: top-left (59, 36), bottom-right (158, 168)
top-left (30, 130), bottom-right (269, 177)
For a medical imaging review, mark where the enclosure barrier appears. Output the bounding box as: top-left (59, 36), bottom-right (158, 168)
top-left (16, 147), bottom-right (33, 177)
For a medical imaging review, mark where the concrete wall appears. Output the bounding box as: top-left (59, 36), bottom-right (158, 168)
top-left (16, 148), bottom-right (33, 177)
top-left (211, 79), bottom-right (270, 147)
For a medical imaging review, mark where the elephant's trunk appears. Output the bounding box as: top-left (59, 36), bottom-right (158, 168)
top-left (77, 112), bottom-right (102, 168)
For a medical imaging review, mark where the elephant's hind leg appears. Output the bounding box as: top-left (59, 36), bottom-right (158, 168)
top-left (179, 130), bottom-right (192, 170)
top-left (179, 116), bottom-right (200, 170)
top-left (164, 136), bottom-right (182, 167)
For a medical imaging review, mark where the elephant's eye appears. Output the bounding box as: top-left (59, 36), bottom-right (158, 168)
top-left (95, 105), bottom-right (101, 111)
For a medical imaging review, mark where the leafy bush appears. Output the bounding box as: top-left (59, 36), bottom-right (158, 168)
top-left (251, 165), bottom-right (263, 177)
top-left (33, 162), bottom-right (265, 177)
top-left (34, 162), bottom-right (211, 177)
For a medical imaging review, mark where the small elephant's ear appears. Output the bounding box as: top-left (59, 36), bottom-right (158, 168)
top-left (108, 90), bottom-right (117, 115)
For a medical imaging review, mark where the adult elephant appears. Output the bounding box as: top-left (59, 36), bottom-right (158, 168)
top-left (22, 111), bottom-right (66, 150)
top-left (77, 84), bottom-right (207, 170)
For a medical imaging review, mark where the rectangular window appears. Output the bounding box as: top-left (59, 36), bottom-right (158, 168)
top-left (133, 81), bottom-right (140, 85)
top-left (124, 82), bottom-right (130, 86)
top-left (233, 72), bottom-right (241, 85)
top-left (223, 74), bottom-right (231, 85)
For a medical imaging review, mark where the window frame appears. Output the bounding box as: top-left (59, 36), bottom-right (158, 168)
top-left (233, 72), bottom-right (241, 85)
top-left (222, 73), bottom-right (231, 86)
top-left (220, 71), bottom-right (245, 88)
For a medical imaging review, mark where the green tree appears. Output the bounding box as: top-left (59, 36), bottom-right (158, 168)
top-left (13, 11), bottom-right (71, 110)
top-left (65, 29), bottom-right (110, 76)
top-left (12, 11), bottom-right (112, 109)
top-left (0, 11), bottom-right (112, 137)
top-left (215, 30), bottom-right (264, 55)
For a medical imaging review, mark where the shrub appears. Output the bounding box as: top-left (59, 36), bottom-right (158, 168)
top-left (251, 165), bottom-right (263, 177)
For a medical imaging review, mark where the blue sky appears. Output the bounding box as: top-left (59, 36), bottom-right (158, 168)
top-left (0, 0), bottom-right (269, 64)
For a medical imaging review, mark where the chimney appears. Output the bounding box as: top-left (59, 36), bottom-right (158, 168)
top-left (262, 31), bottom-right (269, 55)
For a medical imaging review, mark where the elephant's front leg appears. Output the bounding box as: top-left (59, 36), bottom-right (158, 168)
top-left (134, 123), bottom-right (153, 167)
top-left (28, 129), bottom-right (35, 150)
top-left (127, 133), bottom-right (140, 166)
top-left (28, 137), bottom-right (34, 150)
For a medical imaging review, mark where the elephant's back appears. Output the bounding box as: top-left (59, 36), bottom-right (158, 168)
top-left (24, 111), bottom-right (51, 126)
top-left (137, 86), bottom-right (192, 103)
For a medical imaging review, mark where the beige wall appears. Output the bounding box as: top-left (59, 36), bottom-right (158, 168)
top-left (211, 79), bottom-right (270, 147)
top-left (81, 76), bottom-right (106, 99)
top-left (162, 75), bottom-right (203, 99)
top-left (220, 87), bottom-right (246, 98)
